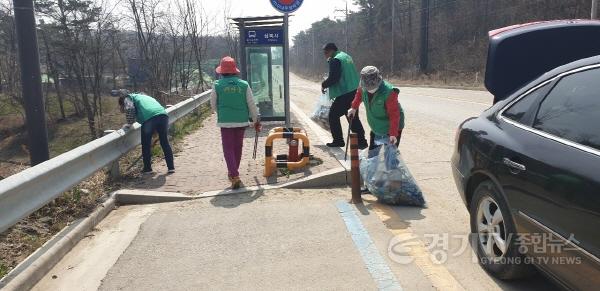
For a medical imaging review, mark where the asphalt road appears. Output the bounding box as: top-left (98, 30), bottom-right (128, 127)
top-left (290, 74), bottom-right (559, 290)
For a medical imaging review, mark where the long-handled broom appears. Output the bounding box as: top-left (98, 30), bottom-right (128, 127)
top-left (252, 114), bottom-right (261, 160)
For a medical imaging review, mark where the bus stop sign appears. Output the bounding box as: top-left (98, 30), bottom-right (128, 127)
top-left (270, 0), bottom-right (303, 13)
top-left (245, 28), bottom-right (284, 45)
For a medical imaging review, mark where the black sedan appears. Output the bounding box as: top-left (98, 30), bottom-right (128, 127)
top-left (451, 20), bottom-right (600, 290)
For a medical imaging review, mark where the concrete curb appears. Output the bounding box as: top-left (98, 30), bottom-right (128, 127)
top-left (0, 194), bottom-right (117, 291)
top-left (193, 167), bottom-right (349, 199)
top-left (282, 167), bottom-right (348, 189)
top-left (114, 189), bottom-right (198, 205)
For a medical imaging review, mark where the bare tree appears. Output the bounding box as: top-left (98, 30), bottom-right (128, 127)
top-left (183, 0), bottom-right (212, 92)
top-left (223, 0), bottom-right (238, 60)
top-left (0, 2), bottom-right (23, 121)
top-left (127, 0), bottom-right (165, 98)
top-left (36, 0), bottom-right (102, 138)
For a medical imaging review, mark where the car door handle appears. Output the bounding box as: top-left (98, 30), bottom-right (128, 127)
top-left (503, 158), bottom-right (526, 172)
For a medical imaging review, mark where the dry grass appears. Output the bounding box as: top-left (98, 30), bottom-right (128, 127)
top-left (389, 71), bottom-right (486, 91)
top-left (0, 171), bottom-right (114, 278)
top-left (291, 70), bottom-right (486, 91)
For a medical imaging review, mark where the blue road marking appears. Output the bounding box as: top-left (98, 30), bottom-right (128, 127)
top-left (336, 200), bottom-right (402, 291)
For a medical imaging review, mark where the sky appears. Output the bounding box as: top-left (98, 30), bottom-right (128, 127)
top-left (202, 0), bottom-right (359, 41)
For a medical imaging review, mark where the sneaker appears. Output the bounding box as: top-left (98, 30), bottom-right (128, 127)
top-left (141, 170), bottom-right (154, 175)
top-left (231, 177), bottom-right (242, 189)
top-left (168, 169), bottom-right (175, 174)
top-left (326, 141), bottom-right (345, 147)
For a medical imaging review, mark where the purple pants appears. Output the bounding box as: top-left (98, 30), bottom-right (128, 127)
top-left (220, 127), bottom-right (246, 177)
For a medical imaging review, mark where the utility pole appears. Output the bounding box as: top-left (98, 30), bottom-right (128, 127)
top-left (593, 0), bottom-right (598, 19)
top-left (312, 30), bottom-right (316, 69)
top-left (13, 0), bottom-right (50, 165)
top-left (344, 1), bottom-right (348, 52)
top-left (420, 0), bottom-right (430, 73)
top-left (391, 0), bottom-right (395, 74)
top-left (335, 1), bottom-right (349, 51)
top-left (283, 13), bottom-right (291, 127)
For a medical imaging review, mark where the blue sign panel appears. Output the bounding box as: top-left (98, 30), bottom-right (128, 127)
top-left (245, 28), bottom-right (284, 45)
top-left (270, 0), bottom-right (303, 13)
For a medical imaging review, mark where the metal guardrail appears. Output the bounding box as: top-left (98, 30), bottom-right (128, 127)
top-left (0, 90), bottom-right (211, 233)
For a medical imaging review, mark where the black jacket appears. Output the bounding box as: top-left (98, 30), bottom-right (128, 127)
top-left (321, 58), bottom-right (341, 89)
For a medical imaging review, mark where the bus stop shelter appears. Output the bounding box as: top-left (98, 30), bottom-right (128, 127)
top-left (233, 16), bottom-right (291, 124)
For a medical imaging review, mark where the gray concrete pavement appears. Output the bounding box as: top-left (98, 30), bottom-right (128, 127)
top-left (37, 189), bottom-right (443, 291)
top-left (97, 189), bottom-right (433, 290)
top-left (290, 73), bottom-right (558, 290)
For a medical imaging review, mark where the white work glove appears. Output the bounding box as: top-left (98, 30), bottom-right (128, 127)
top-left (389, 135), bottom-right (397, 145)
top-left (347, 108), bottom-right (357, 119)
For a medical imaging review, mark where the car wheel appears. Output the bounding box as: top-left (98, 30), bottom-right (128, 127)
top-left (470, 180), bottom-right (535, 280)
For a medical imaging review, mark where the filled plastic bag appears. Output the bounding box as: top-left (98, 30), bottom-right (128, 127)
top-left (359, 144), bottom-right (426, 206)
top-left (310, 92), bottom-right (332, 130)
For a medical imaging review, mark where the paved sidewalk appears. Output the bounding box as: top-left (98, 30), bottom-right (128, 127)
top-left (127, 112), bottom-right (341, 194)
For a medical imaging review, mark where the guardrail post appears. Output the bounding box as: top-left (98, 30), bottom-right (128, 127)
top-left (166, 104), bottom-right (175, 136)
top-left (103, 130), bottom-right (120, 180)
top-left (350, 133), bottom-right (362, 204)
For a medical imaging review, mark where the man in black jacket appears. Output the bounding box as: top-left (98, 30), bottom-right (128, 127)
top-left (321, 43), bottom-right (368, 149)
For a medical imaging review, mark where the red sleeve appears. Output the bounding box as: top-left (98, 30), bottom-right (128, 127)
top-left (351, 88), bottom-right (363, 110)
top-left (385, 90), bottom-right (400, 136)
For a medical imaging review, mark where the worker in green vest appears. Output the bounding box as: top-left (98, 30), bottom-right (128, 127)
top-left (117, 90), bottom-right (174, 175)
top-left (321, 43), bottom-right (368, 149)
top-left (210, 56), bottom-right (261, 189)
top-left (347, 66), bottom-right (405, 150)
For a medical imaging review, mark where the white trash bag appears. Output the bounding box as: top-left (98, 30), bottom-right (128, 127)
top-left (310, 92), bottom-right (332, 130)
top-left (359, 144), bottom-right (426, 207)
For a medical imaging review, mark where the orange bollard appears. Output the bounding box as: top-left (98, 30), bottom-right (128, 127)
top-left (350, 133), bottom-right (362, 204)
top-left (288, 138), bottom-right (299, 162)
top-left (264, 129), bottom-right (310, 177)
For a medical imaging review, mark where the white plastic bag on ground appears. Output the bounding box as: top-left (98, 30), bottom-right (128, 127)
top-left (359, 144), bottom-right (426, 206)
top-left (310, 92), bottom-right (332, 130)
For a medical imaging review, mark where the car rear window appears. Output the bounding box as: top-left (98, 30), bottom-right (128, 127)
top-left (503, 83), bottom-right (549, 124)
top-left (534, 68), bottom-right (600, 151)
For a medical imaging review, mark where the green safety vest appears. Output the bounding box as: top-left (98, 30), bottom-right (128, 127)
top-left (215, 76), bottom-right (250, 124)
top-left (361, 81), bottom-right (399, 136)
top-left (328, 51), bottom-right (360, 99)
top-left (128, 93), bottom-right (166, 124)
